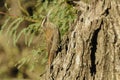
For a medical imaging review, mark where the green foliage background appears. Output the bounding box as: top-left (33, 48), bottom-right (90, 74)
top-left (0, 0), bottom-right (77, 79)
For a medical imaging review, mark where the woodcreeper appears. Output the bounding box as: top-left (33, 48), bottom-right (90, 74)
top-left (42, 15), bottom-right (60, 67)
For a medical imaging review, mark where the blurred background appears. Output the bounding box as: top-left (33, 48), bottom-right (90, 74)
top-left (0, 0), bottom-right (77, 79)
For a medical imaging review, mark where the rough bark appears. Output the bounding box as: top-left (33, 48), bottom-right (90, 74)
top-left (41, 0), bottom-right (120, 80)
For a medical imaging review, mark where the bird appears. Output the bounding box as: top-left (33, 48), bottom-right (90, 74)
top-left (41, 12), bottom-right (60, 68)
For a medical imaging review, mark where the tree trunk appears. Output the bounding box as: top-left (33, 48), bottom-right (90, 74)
top-left (41, 0), bottom-right (120, 80)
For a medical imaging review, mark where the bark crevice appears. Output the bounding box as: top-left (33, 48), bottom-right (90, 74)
top-left (90, 20), bottom-right (102, 76)
top-left (90, 28), bottom-right (98, 76)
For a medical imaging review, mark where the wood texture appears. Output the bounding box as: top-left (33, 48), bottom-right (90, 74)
top-left (41, 0), bottom-right (120, 80)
